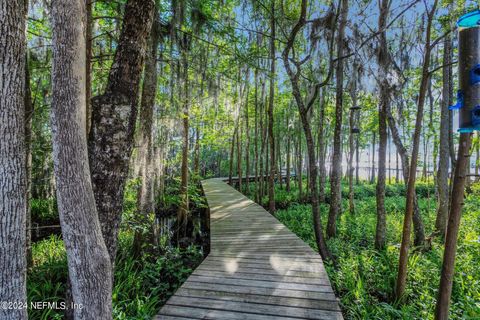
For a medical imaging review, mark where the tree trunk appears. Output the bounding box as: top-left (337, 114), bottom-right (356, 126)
top-left (88, 0), bottom-right (155, 264)
top-left (236, 124), bottom-right (243, 191)
top-left (245, 74), bottom-right (250, 192)
top-left (371, 132), bottom-right (376, 183)
top-left (229, 129), bottom-right (235, 185)
top-left (302, 112), bottom-right (332, 261)
top-left (267, 0), bottom-right (276, 214)
top-left (25, 54), bottom-right (34, 268)
top-left (348, 64), bottom-right (358, 214)
top-left (259, 78), bottom-right (266, 201)
top-left (86, 0), bottom-right (93, 135)
top-left (435, 33), bottom-right (452, 238)
top-left (286, 113), bottom-right (291, 192)
top-left (133, 10), bottom-right (160, 254)
top-left (51, 0), bottom-right (113, 318)
top-left (387, 104), bottom-right (426, 246)
top-left (327, 0), bottom-right (348, 238)
top-left (318, 91), bottom-right (326, 202)
top-left (375, 0), bottom-right (388, 250)
top-left (434, 134), bottom-right (472, 319)
top-left (254, 69), bottom-right (260, 201)
top-left (0, 1), bottom-right (28, 318)
top-left (396, 0), bottom-right (437, 299)
top-left (297, 130), bottom-right (303, 200)
top-left (177, 23), bottom-right (190, 240)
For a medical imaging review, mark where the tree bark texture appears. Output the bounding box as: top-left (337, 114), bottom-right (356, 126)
top-left (51, 0), bottom-right (113, 318)
top-left (0, 1), bottom-right (28, 319)
top-left (435, 34), bottom-right (452, 238)
top-left (134, 9), bottom-right (160, 254)
top-left (88, 0), bottom-right (155, 263)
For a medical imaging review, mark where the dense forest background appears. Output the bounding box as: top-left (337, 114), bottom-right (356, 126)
top-left (1, 0), bottom-right (479, 319)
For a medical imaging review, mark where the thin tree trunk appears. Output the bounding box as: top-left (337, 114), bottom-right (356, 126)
top-left (371, 132), bottom-right (376, 183)
top-left (0, 1), bottom-right (28, 318)
top-left (25, 54), bottom-right (34, 267)
top-left (51, 0), bottom-right (113, 317)
top-left (297, 130), bottom-right (303, 200)
top-left (396, 0), bottom-right (437, 299)
top-left (245, 75), bottom-right (250, 192)
top-left (229, 129), bottom-right (235, 185)
top-left (259, 78), bottom-right (266, 201)
top-left (254, 69), bottom-right (260, 201)
top-left (267, 0), bottom-right (276, 214)
top-left (318, 92), bottom-right (326, 202)
top-left (348, 64), bottom-right (358, 214)
top-left (286, 112), bottom-right (291, 192)
top-left (356, 136), bottom-right (360, 185)
top-left (434, 134), bottom-right (472, 319)
top-left (375, 0), bottom-right (389, 250)
top-left (327, 0), bottom-right (348, 238)
top-left (281, 0), bottom-right (333, 260)
top-left (88, 0), bottom-right (155, 264)
top-left (387, 104), bottom-right (426, 246)
top-left (177, 27), bottom-right (190, 240)
top-left (237, 124), bottom-right (243, 191)
top-left (435, 33), bottom-right (452, 238)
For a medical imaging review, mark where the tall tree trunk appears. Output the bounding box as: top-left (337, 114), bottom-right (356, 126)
top-left (387, 104), bottom-right (426, 246)
top-left (25, 54), bottom-right (34, 267)
top-left (254, 69), bottom-right (260, 201)
top-left (0, 1), bottom-right (28, 318)
top-left (267, 0), bottom-right (276, 214)
top-left (396, 150), bottom-right (400, 182)
top-left (434, 134), bottom-right (472, 319)
top-left (245, 74), bottom-right (250, 192)
top-left (297, 130), bottom-right (303, 200)
top-left (355, 134), bottom-right (360, 185)
top-left (375, 0), bottom-right (388, 250)
top-left (194, 126), bottom-right (200, 176)
top-left (371, 132), bottom-right (376, 183)
top-left (133, 9), bottom-right (160, 254)
top-left (229, 130), bottom-right (236, 185)
top-left (327, 0), bottom-right (348, 238)
top-left (177, 14), bottom-right (190, 239)
top-left (435, 33), bottom-right (452, 238)
top-left (236, 124), bottom-right (243, 191)
top-left (396, 0), bottom-right (437, 299)
top-left (88, 0), bottom-right (155, 264)
top-left (286, 112), bottom-right (291, 192)
top-left (259, 78), bottom-right (266, 201)
top-left (86, 0), bottom-right (92, 135)
top-left (51, 0), bottom-right (113, 318)
top-left (318, 91), bottom-right (326, 202)
top-left (348, 64), bottom-right (358, 214)
top-left (281, 0), bottom-right (333, 260)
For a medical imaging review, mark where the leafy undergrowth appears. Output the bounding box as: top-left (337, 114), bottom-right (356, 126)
top-left (245, 181), bottom-right (480, 319)
top-left (28, 232), bottom-right (203, 320)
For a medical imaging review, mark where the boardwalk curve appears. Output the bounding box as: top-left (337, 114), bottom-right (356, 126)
top-left (157, 178), bottom-right (343, 319)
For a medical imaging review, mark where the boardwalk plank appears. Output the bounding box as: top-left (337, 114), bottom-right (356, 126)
top-left (157, 178), bottom-right (343, 319)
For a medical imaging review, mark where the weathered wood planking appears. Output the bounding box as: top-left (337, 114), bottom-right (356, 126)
top-left (156, 178), bottom-right (343, 320)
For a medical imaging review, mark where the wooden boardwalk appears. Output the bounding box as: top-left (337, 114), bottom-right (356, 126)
top-left (156, 178), bottom-right (343, 319)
